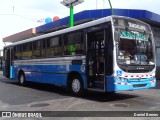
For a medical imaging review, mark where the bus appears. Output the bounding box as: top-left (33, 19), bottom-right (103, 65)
top-left (3, 16), bottom-right (156, 96)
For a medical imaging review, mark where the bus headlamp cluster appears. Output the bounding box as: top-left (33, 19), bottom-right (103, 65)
top-left (115, 77), bottom-right (127, 82)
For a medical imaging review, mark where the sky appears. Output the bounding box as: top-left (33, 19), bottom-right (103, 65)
top-left (0, 0), bottom-right (160, 49)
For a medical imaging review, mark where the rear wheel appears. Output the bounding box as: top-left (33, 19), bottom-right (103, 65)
top-left (69, 75), bottom-right (84, 96)
top-left (18, 72), bottom-right (26, 86)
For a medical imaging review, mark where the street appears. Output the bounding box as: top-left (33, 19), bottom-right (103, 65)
top-left (0, 75), bottom-right (160, 120)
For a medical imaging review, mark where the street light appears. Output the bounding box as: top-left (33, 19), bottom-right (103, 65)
top-left (60, 0), bottom-right (84, 27)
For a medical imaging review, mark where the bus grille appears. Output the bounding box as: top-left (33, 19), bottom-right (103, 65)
top-left (133, 84), bottom-right (147, 88)
top-left (127, 70), bottom-right (149, 73)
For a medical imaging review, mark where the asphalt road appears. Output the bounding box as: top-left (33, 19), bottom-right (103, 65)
top-left (0, 75), bottom-right (160, 120)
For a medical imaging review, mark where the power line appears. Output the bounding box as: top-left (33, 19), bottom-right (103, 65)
top-left (0, 13), bottom-right (44, 24)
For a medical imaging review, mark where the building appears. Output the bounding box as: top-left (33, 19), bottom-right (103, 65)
top-left (3, 9), bottom-right (160, 78)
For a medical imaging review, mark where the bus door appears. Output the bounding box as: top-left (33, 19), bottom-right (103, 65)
top-left (86, 30), bottom-right (106, 91)
top-left (4, 47), bottom-right (13, 78)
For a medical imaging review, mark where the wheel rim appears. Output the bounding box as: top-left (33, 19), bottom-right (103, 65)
top-left (20, 75), bottom-right (24, 84)
top-left (72, 79), bottom-right (80, 93)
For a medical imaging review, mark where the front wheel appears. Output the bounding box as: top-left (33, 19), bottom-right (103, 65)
top-left (69, 75), bottom-right (84, 96)
top-left (18, 72), bottom-right (26, 86)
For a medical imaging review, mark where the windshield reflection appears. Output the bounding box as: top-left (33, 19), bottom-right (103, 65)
top-left (117, 30), bottom-right (154, 66)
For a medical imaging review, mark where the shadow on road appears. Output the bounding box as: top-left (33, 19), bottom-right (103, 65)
top-left (0, 77), bottom-right (69, 96)
top-left (82, 92), bottom-right (138, 102)
top-left (0, 77), bottom-right (138, 103)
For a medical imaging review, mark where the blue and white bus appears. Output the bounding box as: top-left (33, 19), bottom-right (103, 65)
top-left (3, 16), bottom-right (156, 96)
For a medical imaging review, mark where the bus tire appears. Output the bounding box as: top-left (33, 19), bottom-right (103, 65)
top-left (18, 72), bottom-right (26, 86)
top-left (69, 75), bottom-right (84, 96)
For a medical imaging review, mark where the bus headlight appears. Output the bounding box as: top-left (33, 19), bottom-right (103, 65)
top-left (115, 77), bottom-right (128, 82)
top-left (115, 76), bottom-right (120, 81)
top-left (121, 77), bottom-right (125, 82)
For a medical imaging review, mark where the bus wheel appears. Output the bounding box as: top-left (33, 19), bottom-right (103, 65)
top-left (19, 72), bottom-right (26, 86)
top-left (70, 75), bottom-right (84, 96)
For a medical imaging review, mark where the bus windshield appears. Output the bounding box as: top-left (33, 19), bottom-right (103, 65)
top-left (117, 29), bottom-right (154, 66)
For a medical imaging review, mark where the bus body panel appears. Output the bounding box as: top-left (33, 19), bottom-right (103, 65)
top-left (13, 60), bottom-right (86, 87)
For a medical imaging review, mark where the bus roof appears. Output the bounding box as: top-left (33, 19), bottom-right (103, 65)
top-left (4, 15), bottom-right (150, 48)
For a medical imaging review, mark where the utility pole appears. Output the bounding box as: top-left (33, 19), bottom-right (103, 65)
top-left (61, 0), bottom-right (84, 27)
top-left (108, 0), bottom-right (114, 15)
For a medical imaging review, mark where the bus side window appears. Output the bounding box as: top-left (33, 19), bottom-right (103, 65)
top-left (41, 39), bottom-right (46, 57)
top-left (46, 36), bottom-right (62, 57)
top-left (14, 45), bottom-right (22, 60)
top-left (22, 42), bottom-right (32, 60)
top-left (33, 40), bottom-right (41, 58)
top-left (46, 38), bottom-right (51, 57)
top-left (53, 36), bottom-right (62, 56)
top-left (106, 28), bottom-right (113, 75)
top-left (28, 42), bottom-right (32, 59)
top-left (64, 31), bottom-right (84, 55)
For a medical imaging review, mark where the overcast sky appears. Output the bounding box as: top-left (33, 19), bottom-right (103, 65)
top-left (0, 0), bottom-right (160, 49)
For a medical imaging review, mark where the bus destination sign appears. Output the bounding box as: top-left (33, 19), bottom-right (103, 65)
top-left (120, 31), bottom-right (148, 41)
top-left (128, 22), bottom-right (146, 31)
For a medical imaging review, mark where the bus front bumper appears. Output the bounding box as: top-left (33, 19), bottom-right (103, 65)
top-left (106, 76), bottom-right (156, 92)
